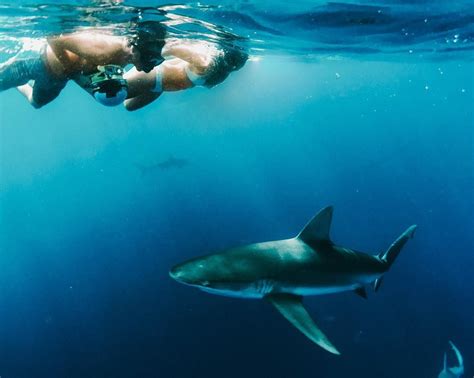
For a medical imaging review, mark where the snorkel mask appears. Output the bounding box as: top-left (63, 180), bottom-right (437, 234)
top-left (137, 53), bottom-right (164, 73)
top-left (130, 21), bottom-right (166, 73)
top-left (89, 65), bottom-right (129, 106)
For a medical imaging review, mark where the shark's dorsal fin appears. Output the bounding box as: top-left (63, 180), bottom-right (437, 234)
top-left (266, 293), bottom-right (340, 355)
top-left (297, 206), bottom-right (334, 244)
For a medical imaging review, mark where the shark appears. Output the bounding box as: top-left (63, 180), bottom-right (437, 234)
top-left (438, 341), bottom-right (464, 378)
top-left (169, 206), bottom-right (417, 354)
top-left (135, 156), bottom-right (189, 175)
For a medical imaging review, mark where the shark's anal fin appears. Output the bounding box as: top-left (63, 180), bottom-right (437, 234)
top-left (297, 206), bottom-right (334, 245)
top-left (266, 293), bottom-right (340, 355)
top-left (354, 287), bottom-right (368, 299)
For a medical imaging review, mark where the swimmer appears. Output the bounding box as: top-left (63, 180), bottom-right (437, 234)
top-left (0, 21), bottom-right (165, 108)
top-left (123, 38), bottom-right (248, 111)
top-left (438, 341), bottom-right (464, 378)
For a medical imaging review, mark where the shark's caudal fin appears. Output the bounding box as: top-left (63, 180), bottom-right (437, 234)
top-left (373, 225), bottom-right (417, 291)
top-left (297, 206), bottom-right (334, 244)
top-left (448, 341), bottom-right (464, 376)
top-left (382, 225), bottom-right (417, 267)
top-left (266, 293), bottom-right (340, 355)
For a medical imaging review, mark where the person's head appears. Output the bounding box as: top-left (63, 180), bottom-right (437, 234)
top-left (89, 65), bottom-right (128, 106)
top-left (222, 47), bottom-right (248, 72)
top-left (129, 21), bottom-right (167, 73)
top-left (204, 47), bottom-right (248, 87)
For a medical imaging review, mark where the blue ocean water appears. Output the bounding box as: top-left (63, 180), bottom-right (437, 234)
top-left (0, 1), bottom-right (473, 377)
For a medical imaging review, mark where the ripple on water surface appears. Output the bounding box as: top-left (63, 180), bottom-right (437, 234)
top-left (0, 0), bottom-right (473, 63)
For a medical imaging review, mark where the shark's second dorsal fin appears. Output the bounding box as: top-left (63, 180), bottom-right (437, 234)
top-left (297, 206), bottom-right (334, 244)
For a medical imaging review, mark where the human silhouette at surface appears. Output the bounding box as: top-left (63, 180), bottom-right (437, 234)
top-left (0, 21), bottom-right (165, 107)
top-left (123, 38), bottom-right (248, 111)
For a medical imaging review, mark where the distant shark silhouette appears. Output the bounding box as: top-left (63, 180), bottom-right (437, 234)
top-left (135, 156), bottom-right (189, 175)
top-left (439, 341), bottom-right (464, 378)
top-left (170, 206), bottom-right (417, 354)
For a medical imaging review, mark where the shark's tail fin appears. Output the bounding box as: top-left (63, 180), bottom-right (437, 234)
top-left (373, 225), bottom-right (417, 292)
top-left (382, 225), bottom-right (417, 267)
top-left (448, 340), bottom-right (464, 376)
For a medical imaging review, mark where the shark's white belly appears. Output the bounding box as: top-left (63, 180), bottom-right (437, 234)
top-left (199, 274), bottom-right (381, 299)
top-left (287, 285), bottom-right (362, 296)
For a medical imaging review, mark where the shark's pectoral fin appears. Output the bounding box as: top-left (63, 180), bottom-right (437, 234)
top-left (266, 293), bottom-right (340, 355)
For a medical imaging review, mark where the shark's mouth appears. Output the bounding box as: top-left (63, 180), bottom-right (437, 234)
top-left (198, 285), bottom-right (263, 299)
top-left (196, 281), bottom-right (273, 299)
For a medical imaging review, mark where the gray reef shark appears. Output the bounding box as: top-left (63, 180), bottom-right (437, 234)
top-left (135, 156), bottom-right (189, 175)
top-left (438, 341), bottom-right (464, 378)
top-left (170, 206), bottom-right (417, 354)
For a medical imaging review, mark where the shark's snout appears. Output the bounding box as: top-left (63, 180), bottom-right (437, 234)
top-left (170, 260), bottom-right (217, 288)
top-left (169, 263), bottom-right (198, 285)
top-left (170, 266), bottom-right (182, 282)
top-left (169, 265), bottom-right (185, 283)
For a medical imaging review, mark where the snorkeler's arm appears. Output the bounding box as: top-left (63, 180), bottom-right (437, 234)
top-left (125, 60), bottom-right (193, 95)
top-left (161, 43), bottom-right (209, 75)
top-left (48, 33), bottom-right (126, 64)
top-left (124, 92), bottom-right (161, 111)
top-left (123, 60), bottom-right (196, 110)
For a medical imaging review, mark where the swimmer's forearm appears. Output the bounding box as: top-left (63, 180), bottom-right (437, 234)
top-left (124, 92), bottom-right (161, 111)
top-left (162, 44), bottom-right (193, 61)
top-left (162, 44), bottom-right (206, 69)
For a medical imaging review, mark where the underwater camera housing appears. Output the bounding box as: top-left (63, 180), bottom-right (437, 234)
top-left (90, 65), bottom-right (129, 106)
